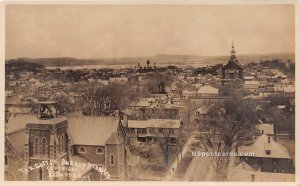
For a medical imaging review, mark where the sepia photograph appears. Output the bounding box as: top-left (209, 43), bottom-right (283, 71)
top-left (3, 1), bottom-right (297, 183)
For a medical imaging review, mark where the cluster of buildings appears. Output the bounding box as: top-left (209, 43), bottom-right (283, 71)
top-left (5, 44), bottom-right (295, 181)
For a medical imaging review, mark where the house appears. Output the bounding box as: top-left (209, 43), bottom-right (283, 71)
top-left (182, 90), bottom-right (197, 99)
top-left (197, 85), bottom-right (218, 98)
top-left (227, 161), bottom-right (295, 181)
top-left (243, 81), bottom-right (260, 93)
top-left (109, 77), bottom-right (128, 84)
top-left (238, 134), bottom-right (294, 174)
top-left (195, 107), bottom-right (209, 121)
top-left (254, 124), bottom-right (274, 138)
top-left (125, 119), bottom-right (182, 146)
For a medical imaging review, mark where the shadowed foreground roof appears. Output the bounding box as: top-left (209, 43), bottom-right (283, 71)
top-left (228, 161), bottom-right (295, 181)
top-left (68, 116), bottom-right (121, 146)
top-left (6, 114), bottom-right (36, 134)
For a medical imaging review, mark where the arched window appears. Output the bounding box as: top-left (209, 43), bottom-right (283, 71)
top-left (63, 134), bottom-right (67, 152)
top-left (39, 168), bottom-right (43, 180)
top-left (53, 141), bottom-right (56, 159)
top-left (96, 148), bottom-right (103, 154)
top-left (42, 138), bottom-right (47, 157)
top-left (110, 154), bottom-right (114, 165)
top-left (5, 155), bottom-right (8, 165)
top-left (34, 137), bottom-right (39, 157)
top-left (78, 146), bottom-right (86, 153)
top-left (58, 135), bottom-right (61, 154)
top-left (61, 134), bottom-right (64, 153)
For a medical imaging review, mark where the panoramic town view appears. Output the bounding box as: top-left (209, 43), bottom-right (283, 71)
top-left (4, 4), bottom-right (295, 182)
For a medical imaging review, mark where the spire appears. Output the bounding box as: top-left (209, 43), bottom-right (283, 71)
top-left (231, 40), bottom-right (236, 54)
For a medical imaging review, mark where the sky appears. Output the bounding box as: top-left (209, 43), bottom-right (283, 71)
top-left (5, 4), bottom-right (295, 59)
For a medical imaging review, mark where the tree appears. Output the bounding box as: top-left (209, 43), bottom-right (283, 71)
top-left (197, 98), bottom-right (256, 180)
top-left (144, 73), bottom-right (175, 94)
top-left (156, 124), bottom-right (185, 165)
top-left (55, 95), bottom-right (73, 114)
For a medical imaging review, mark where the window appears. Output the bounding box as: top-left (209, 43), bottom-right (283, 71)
top-left (62, 134), bottom-right (67, 152)
top-left (39, 168), bottom-right (43, 180)
top-left (61, 134), bottom-right (64, 153)
top-left (78, 146), bottom-right (86, 153)
top-left (141, 129), bottom-right (147, 134)
top-left (58, 135), bottom-right (61, 154)
top-left (169, 129), bottom-right (175, 134)
top-left (273, 160), bottom-right (278, 166)
top-left (251, 174), bottom-right (255, 182)
top-left (34, 137), bottom-right (39, 157)
top-left (53, 141), bottom-right (56, 159)
top-left (149, 128), bottom-right (154, 134)
top-left (5, 155), bottom-right (8, 165)
top-left (110, 154), bottom-right (114, 165)
top-left (96, 148), bottom-right (104, 154)
top-left (130, 128), bottom-right (135, 134)
top-left (42, 138), bottom-right (47, 157)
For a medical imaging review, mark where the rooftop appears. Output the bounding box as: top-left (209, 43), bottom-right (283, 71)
top-left (127, 119), bottom-right (181, 129)
top-left (68, 116), bottom-right (121, 146)
top-left (239, 134), bottom-right (290, 159)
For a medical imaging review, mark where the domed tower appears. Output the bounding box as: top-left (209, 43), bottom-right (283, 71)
top-left (23, 101), bottom-right (69, 181)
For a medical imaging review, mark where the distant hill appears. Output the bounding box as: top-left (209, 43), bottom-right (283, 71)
top-left (5, 53), bottom-right (294, 67)
top-left (5, 58), bottom-right (45, 72)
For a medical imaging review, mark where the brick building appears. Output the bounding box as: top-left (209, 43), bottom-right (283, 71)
top-left (5, 102), bottom-right (126, 181)
top-left (221, 42), bottom-right (244, 86)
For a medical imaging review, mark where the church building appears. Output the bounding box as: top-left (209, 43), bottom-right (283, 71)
top-left (221, 42), bottom-right (244, 86)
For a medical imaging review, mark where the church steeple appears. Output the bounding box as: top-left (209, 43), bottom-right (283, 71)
top-left (231, 40), bottom-right (236, 55)
top-left (229, 40), bottom-right (237, 62)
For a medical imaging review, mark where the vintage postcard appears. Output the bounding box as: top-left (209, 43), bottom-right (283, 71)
top-left (1, 0), bottom-right (297, 184)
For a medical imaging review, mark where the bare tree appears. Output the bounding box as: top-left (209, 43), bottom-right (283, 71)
top-left (197, 98), bottom-right (256, 180)
top-left (156, 124), bottom-right (185, 165)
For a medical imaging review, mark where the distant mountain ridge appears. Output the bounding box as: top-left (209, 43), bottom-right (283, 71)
top-left (6, 53), bottom-right (294, 67)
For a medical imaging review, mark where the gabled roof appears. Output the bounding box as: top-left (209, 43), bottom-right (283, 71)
top-left (228, 161), bottom-right (295, 181)
top-left (222, 60), bottom-right (244, 70)
top-left (106, 133), bottom-right (123, 145)
top-left (6, 130), bottom-right (26, 157)
top-left (232, 161), bottom-right (255, 172)
top-left (197, 85), bottom-right (218, 95)
top-left (239, 134), bottom-right (290, 159)
top-left (6, 114), bottom-right (36, 134)
top-left (255, 124), bottom-right (274, 136)
top-left (68, 116), bottom-right (121, 146)
top-left (121, 108), bottom-right (138, 117)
